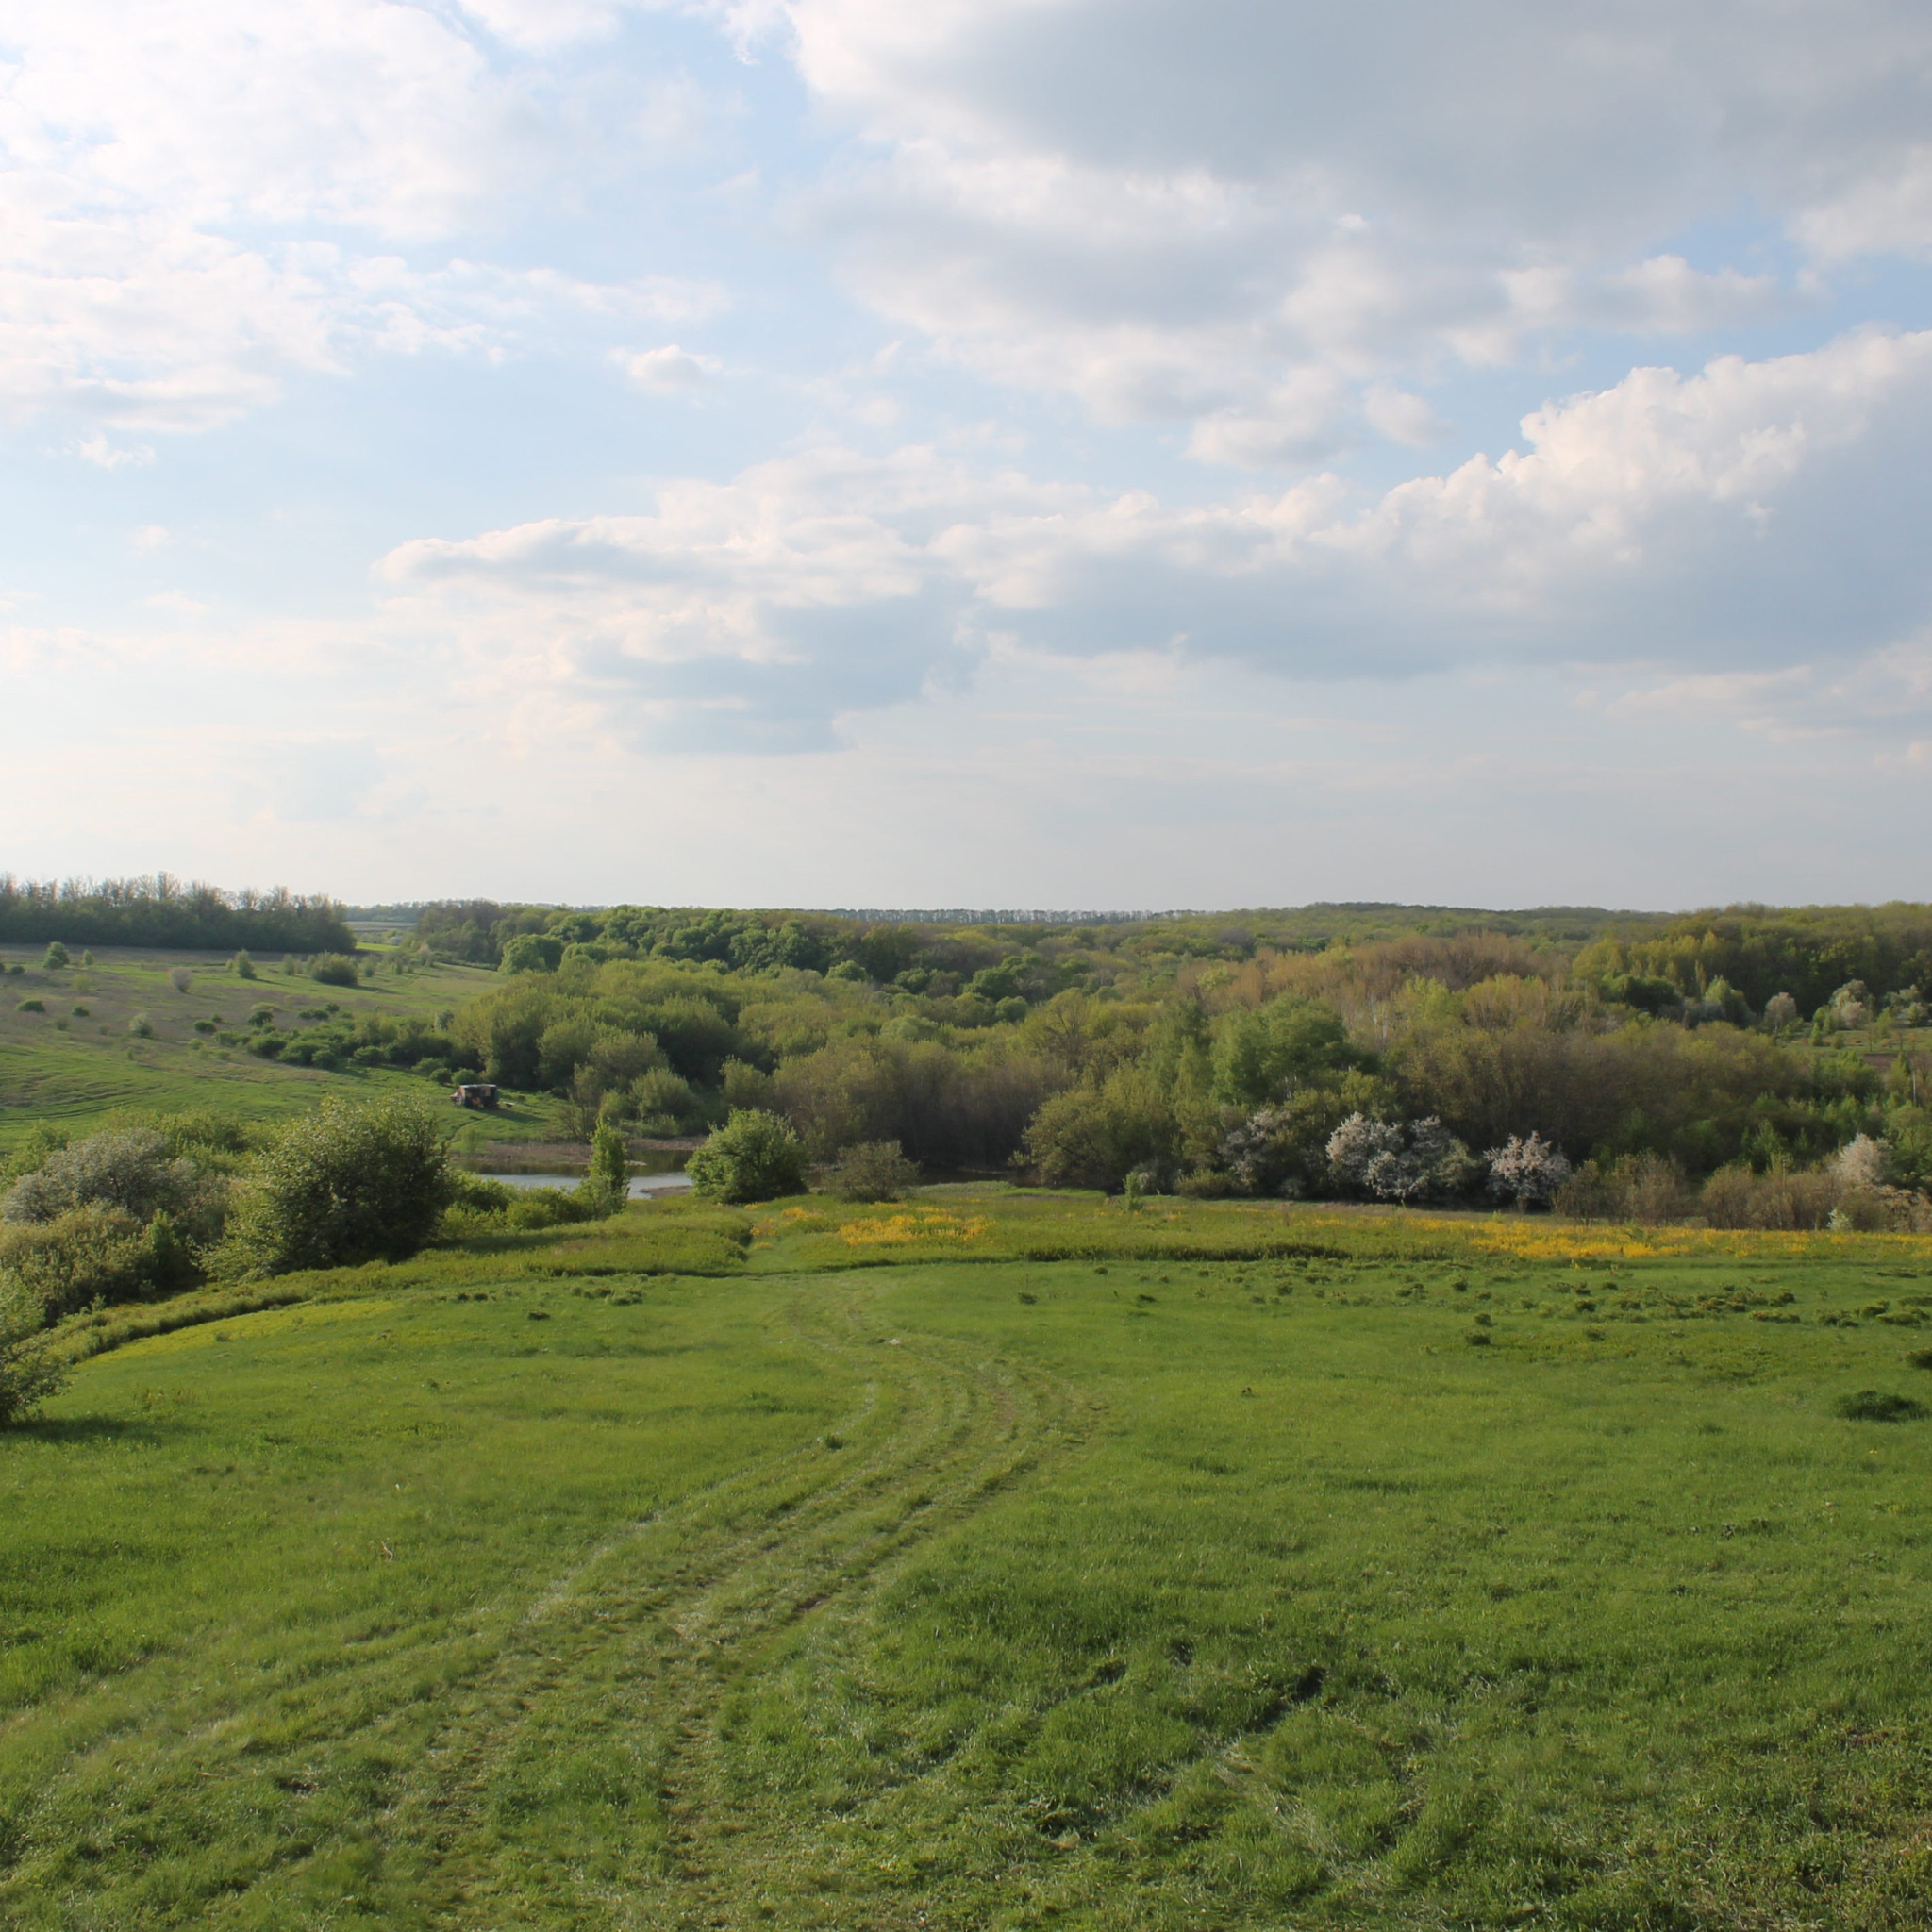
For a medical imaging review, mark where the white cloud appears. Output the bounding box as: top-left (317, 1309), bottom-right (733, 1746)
top-left (75, 434), bottom-right (154, 468)
top-left (374, 326), bottom-right (1932, 743)
top-left (619, 342), bottom-right (721, 391)
top-left (747, 0), bottom-right (1932, 460)
top-left (0, 1), bottom-right (720, 432)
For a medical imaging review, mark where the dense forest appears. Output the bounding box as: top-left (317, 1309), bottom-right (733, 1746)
top-left (0, 875), bottom-right (353, 955)
top-left (266, 898), bottom-right (1932, 1223)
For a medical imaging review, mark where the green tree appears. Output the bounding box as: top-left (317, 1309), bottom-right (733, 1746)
top-left (576, 1123), bottom-right (630, 1216)
top-left (1210, 994), bottom-right (1360, 1108)
top-left (685, 1109), bottom-right (807, 1204)
top-left (232, 950), bottom-right (258, 980)
top-left (42, 941), bottom-right (69, 970)
top-left (1023, 1067), bottom-right (1175, 1191)
top-left (222, 1096), bottom-right (456, 1276)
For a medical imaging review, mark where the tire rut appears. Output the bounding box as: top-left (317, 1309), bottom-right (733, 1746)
top-left (391, 1276), bottom-right (1092, 1927)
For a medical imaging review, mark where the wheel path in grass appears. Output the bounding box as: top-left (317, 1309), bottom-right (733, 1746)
top-left (384, 1274), bottom-right (1096, 1929)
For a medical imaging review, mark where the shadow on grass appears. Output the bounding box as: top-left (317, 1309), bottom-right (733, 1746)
top-left (9, 1413), bottom-right (163, 1447)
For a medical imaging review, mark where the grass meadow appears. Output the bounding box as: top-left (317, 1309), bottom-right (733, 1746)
top-left (5, 1191), bottom-right (1932, 1928)
top-left (0, 947), bottom-right (547, 1155)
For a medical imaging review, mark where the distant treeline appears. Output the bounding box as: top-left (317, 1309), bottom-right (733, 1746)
top-left (412, 896), bottom-right (1932, 1009)
top-left (0, 875), bottom-right (353, 955)
top-left (413, 899), bottom-right (1672, 977)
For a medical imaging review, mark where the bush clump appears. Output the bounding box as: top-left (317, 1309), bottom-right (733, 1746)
top-left (0, 1278), bottom-right (66, 1425)
top-left (0, 1127), bottom-right (227, 1316)
top-left (309, 954), bottom-right (361, 989)
top-left (221, 1095), bottom-right (456, 1276)
top-left (827, 1139), bottom-right (920, 1202)
top-left (3, 1128), bottom-right (221, 1229)
top-left (1834, 1390), bottom-right (1926, 1423)
top-left (575, 1123), bottom-right (632, 1217)
top-left (686, 1109), bottom-right (808, 1205)
top-left (0, 1207), bottom-right (199, 1318)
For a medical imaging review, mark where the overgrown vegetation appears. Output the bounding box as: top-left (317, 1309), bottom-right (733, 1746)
top-left (409, 901), bottom-right (1932, 1223)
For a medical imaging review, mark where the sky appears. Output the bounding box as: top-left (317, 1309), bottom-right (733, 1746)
top-left (6, 0), bottom-right (1932, 912)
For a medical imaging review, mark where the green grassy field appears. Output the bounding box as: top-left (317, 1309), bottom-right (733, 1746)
top-left (6, 1194), bottom-right (1932, 1928)
top-left (0, 947), bottom-right (552, 1154)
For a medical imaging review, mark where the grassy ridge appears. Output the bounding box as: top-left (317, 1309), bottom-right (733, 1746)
top-left (5, 1197), bottom-right (1932, 1926)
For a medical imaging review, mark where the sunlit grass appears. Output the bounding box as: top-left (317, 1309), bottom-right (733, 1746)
top-left (5, 1194), bottom-right (1932, 1926)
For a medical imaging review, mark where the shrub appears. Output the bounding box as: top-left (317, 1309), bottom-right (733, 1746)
top-left (576, 1123), bottom-right (631, 1217)
top-left (686, 1109), bottom-right (808, 1204)
top-left (0, 1207), bottom-right (194, 1317)
top-left (168, 966), bottom-right (192, 992)
top-left (16, 998), bottom-right (44, 1014)
top-left (449, 1172), bottom-right (515, 1212)
top-left (1555, 1152), bottom-right (1697, 1224)
top-left (1174, 1169), bottom-right (1237, 1198)
top-left (309, 954), bottom-right (360, 988)
top-left (1834, 1390), bottom-right (1926, 1423)
top-left (2, 1127), bottom-right (222, 1233)
top-left (1700, 1163), bottom-right (1843, 1230)
top-left (127, 1013), bottom-right (154, 1038)
top-left (508, 1189), bottom-right (599, 1231)
top-left (220, 1095), bottom-right (457, 1276)
top-left (42, 941), bottom-right (69, 970)
top-left (827, 1140), bottom-right (920, 1202)
top-left (0, 1278), bottom-right (66, 1426)
top-left (232, 950), bottom-right (258, 980)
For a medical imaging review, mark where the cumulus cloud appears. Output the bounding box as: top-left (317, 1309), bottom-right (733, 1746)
top-left (0, 0), bottom-right (720, 431)
top-left (619, 343), bottom-right (722, 391)
top-left (375, 326), bottom-right (1932, 744)
top-left (745, 0), bottom-right (1932, 460)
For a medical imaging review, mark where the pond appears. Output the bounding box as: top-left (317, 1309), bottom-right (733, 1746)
top-left (476, 1171), bottom-right (693, 1198)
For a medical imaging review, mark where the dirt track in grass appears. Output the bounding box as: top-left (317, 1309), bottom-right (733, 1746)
top-left (372, 1279), bottom-right (1094, 1929)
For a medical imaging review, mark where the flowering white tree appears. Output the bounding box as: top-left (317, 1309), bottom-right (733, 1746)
top-left (1486, 1132), bottom-right (1572, 1207)
top-left (1830, 1134), bottom-right (1890, 1191)
top-left (1328, 1113), bottom-right (1477, 1204)
top-left (1826, 980), bottom-right (1874, 1028)
top-left (1326, 1114), bottom-right (1404, 1191)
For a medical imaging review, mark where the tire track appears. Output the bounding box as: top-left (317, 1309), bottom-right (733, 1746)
top-left (385, 1275), bottom-right (1092, 1928)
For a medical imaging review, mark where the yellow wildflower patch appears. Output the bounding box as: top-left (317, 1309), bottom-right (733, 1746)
top-left (1403, 1215), bottom-right (1932, 1264)
top-left (840, 1210), bottom-right (991, 1249)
